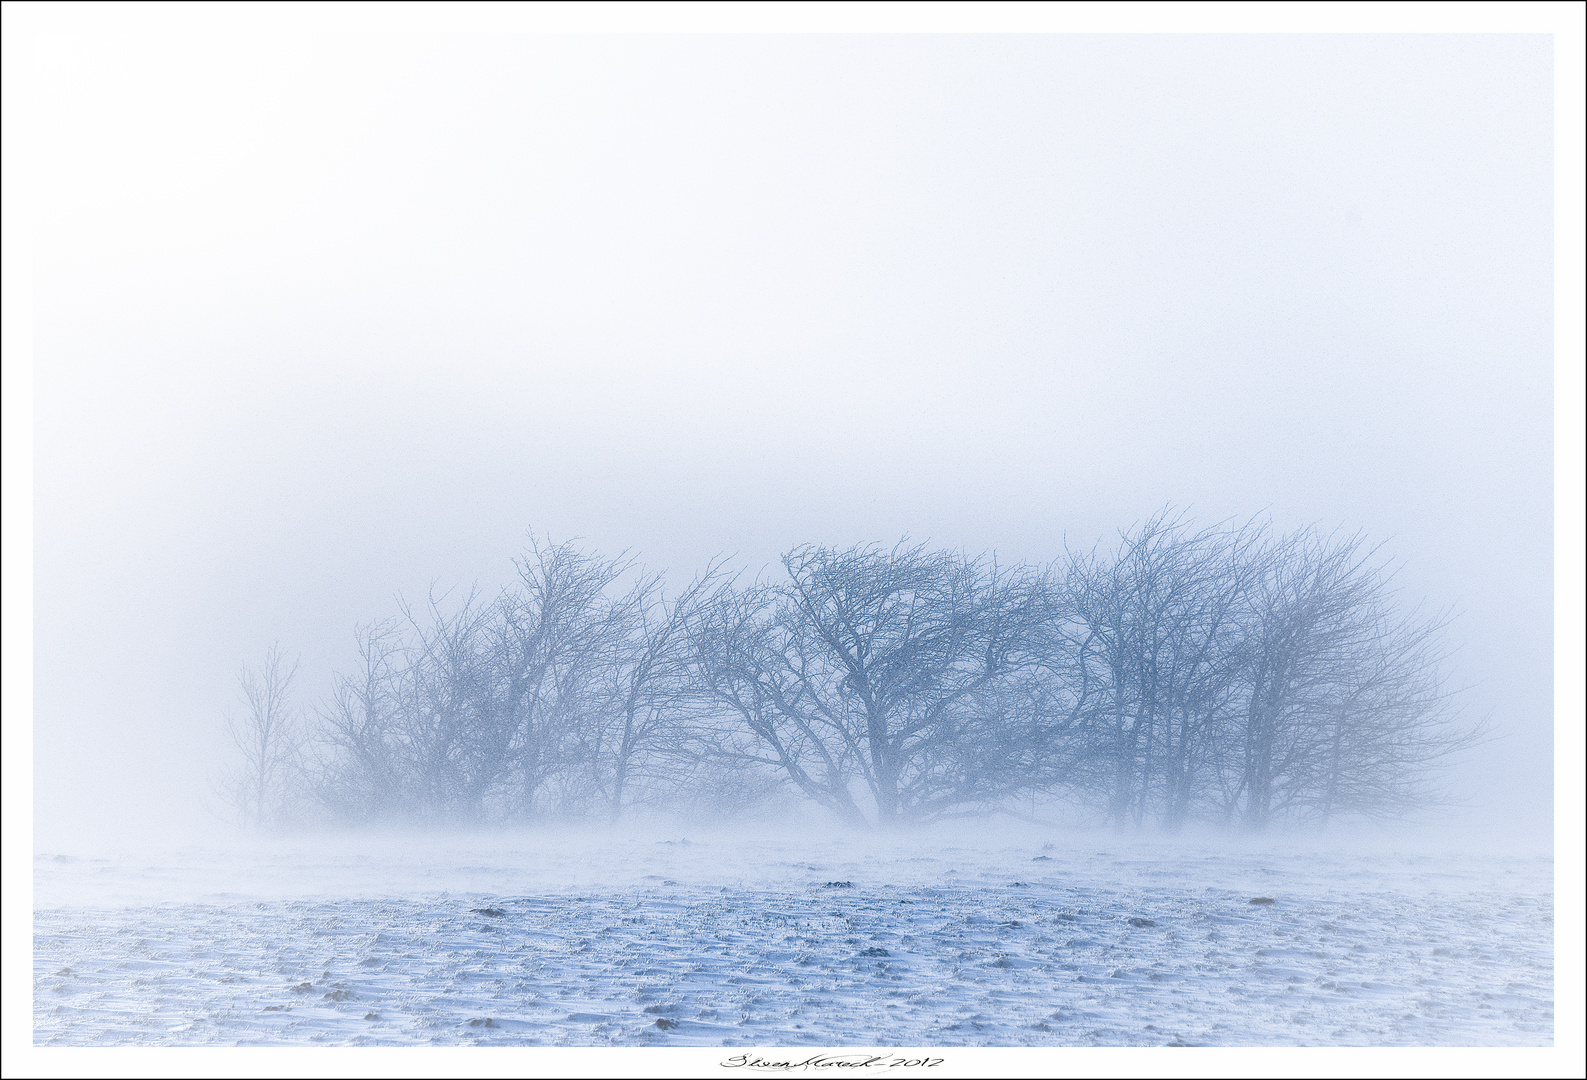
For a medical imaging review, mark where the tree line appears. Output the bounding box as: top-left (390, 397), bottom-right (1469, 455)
top-left (221, 510), bottom-right (1476, 831)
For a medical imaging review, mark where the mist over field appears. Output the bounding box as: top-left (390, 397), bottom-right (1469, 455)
top-left (16, 17), bottom-right (1565, 1057)
top-left (28, 31), bottom-right (1554, 853)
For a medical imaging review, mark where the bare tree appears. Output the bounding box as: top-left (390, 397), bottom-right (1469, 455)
top-left (222, 643), bottom-right (300, 829)
top-left (287, 518), bottom-right (1475, 831)
top-left (305, 539), bottom-right (638, 823)
top-left (393, 587), bottom-right (502, 819)
top-left (1306, 590), bottom-right (1472, 824)
top-left (1221, 528), bottom-right (1374, 827)
top-left (593, 561), bottom-right (728, 822)
top-left (687, 542), bottom-right (1069, 827)
top-left (1208, 525), bottom-right (1479, 828)
top-left (488, 536), bottom-right (637, 818)
top-left (1066, 510), bottom-right (1262, 829)
top-left (314, 621), bottom-right (406, 821)
top-left (1064, 511), bottom-right (1478, 830)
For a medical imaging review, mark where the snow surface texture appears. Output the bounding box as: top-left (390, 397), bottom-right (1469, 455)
top-left (33, 831), bottom-right (1553, 1047)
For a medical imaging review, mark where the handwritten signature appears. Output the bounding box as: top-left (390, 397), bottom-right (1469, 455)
top-left (720, 1053), bottom-right (946, 1071)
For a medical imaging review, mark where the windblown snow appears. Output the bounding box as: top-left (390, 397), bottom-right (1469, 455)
top-left (33, 829), bottom-right (1552, 1047)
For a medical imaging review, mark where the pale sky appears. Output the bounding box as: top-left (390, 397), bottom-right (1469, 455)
top-left (18, 28), bottom-right (1560, 844)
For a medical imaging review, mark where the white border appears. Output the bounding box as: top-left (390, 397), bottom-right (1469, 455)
top-left (3, 3), bottom-right (1582, 1078)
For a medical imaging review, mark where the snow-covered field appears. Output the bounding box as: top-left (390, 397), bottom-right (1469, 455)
top-left (32, 827), bottom-right (1553, 1047)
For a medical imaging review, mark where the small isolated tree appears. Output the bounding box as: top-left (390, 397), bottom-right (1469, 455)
top-left (222, 643), bottom-right (300, 829)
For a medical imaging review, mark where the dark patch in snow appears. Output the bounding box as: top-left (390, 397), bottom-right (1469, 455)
top-left (1250, 897), bottom-right (1276, 904)
top-left (1127, 918), bottom-right (1157, 928)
